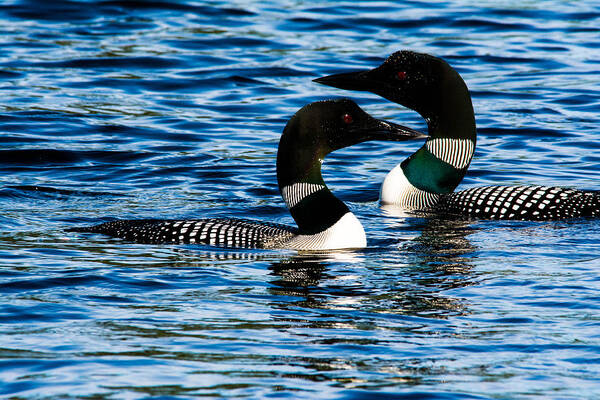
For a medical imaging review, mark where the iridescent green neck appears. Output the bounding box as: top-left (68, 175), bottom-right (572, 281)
top-left (402, 79), bottom-right (477, 194)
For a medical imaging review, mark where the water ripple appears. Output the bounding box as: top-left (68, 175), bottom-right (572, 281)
top-left (0, 0), bottom-right (599, 399)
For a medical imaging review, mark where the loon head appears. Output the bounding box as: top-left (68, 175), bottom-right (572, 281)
top-left (285, 98), bottom-right (425, 152)
top-left (277, 98), bottom-right (426, 188)
top-left (315, 53), bottom-right (478, 202)
top-left (314, 51), bottom-right (475, 138)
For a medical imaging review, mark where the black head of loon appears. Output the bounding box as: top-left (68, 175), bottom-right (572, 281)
top-left (315, 51), bottom-right (477, 197)
top-left (69, 99), bottom-right (427, 250)
top-left (314, 50), bottom-right (476, 142)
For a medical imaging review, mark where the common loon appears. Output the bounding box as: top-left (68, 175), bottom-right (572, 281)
top-left (68, 99), bottom-right (425, 250)
top-left (315, 51), bottom-right (600, 220)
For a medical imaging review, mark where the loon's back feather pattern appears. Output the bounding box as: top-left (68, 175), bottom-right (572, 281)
top-left (68, 218), bottom-right (298, 249)
top-left (434, 185), bottom-right (600, 220)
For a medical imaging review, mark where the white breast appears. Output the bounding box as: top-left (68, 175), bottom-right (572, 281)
top-left (283, 212), bottom-right (366, 250)
top-left (380, 164), bottom-right (440, 209)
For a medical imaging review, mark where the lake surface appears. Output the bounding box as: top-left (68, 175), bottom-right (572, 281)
top-left (1, 1), bottom-right (600, 398)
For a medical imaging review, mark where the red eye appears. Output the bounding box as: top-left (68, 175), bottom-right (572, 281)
top-left (396, 71), bottom-right (407, 80)
top-left (342, 113), bottom-right (353, 124)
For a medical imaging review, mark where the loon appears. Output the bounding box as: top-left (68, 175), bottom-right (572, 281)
top-left (315, 51), bottom-right (600, 220)
top-left (68, 99), bottom-right (425, 250)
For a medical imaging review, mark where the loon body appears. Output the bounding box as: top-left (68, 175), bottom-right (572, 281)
top-left (69, 99), bottom-right (425, 250)
top-left (315, 51), bottom-right (600, 220)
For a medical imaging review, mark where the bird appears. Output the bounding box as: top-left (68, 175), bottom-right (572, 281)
top-left (67, 99), bottom-right (426, 250)
top-left (314, 50), bottom-right (600, 220)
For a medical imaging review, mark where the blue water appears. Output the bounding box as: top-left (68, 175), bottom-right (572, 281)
top-left (1, 0), bottom-right (600, 398)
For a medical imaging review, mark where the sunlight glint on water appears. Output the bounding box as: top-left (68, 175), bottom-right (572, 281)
top-left (1, 1), bottom-right (600, 399)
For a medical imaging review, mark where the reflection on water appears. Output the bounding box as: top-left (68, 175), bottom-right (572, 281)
top-left (404, 217), bottom-right (477, 272)
top-left (269, 217), bottom-right (478, 320)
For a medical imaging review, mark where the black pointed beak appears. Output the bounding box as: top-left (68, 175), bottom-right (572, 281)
top-left (314, 70), bottom-right (374, 92)
top-left (351, 117), bottom-right (427, 142)
top-left (368, 119), bottom-right (427, 141)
